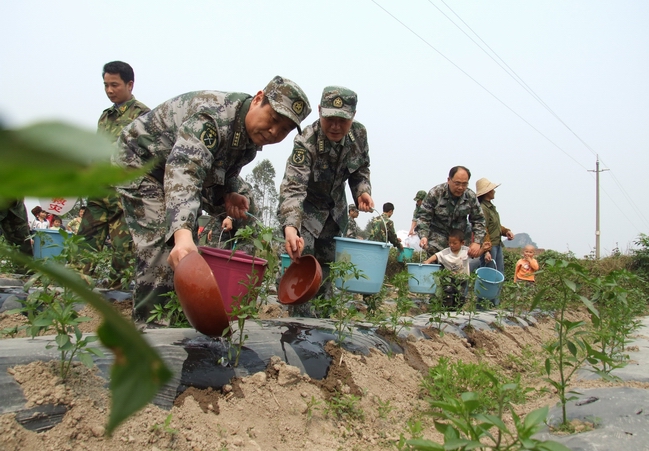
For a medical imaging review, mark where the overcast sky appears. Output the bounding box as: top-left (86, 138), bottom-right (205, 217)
top-left (2, 1), bottom-right (648, 258)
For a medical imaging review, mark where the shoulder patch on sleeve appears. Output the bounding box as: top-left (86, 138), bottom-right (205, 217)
top-left (291, 148), bottom-right (307, 165)
top-left (200, 122), bottom-right (218, 150)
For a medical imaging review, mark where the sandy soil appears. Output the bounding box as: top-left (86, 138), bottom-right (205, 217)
top-left (0, 297), bottom-right (637, 451)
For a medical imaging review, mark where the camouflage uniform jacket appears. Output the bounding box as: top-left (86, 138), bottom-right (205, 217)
top-left (114, 91), bottom-right (261, 243)
top-left (412, 204), bottom-right (422, 221)
top-left (346, 217), bottom-right (360, 238)
top-left (278, 120), bottom-right (371, 237)
top-left (98, 97), bottom-right (150, 142)
top-left (415, 183), bottom-right (486, 253)
top-left (368, 213), bottom-right (402, 250)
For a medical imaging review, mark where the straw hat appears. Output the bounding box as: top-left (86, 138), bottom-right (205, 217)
top-left (475, 178), bottom-right (501, 197)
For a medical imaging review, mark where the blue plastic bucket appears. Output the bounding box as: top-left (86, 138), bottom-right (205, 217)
top-left (474, 267), bottom-right (504, 300)
top-left (280, 253), bottom-right (291, 275)
top-left (333, 237), bottom-right (391, 294)
top-left (406, 263), bottom-right (441, 294)
top-left (397, 247), bottom-right (414, 262)
top-left (32, 229), bottom-right (67, 259)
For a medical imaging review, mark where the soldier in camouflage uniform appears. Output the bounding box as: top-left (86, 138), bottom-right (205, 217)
top-left (368, 202), bottom-right (403, 251)
top-left (278, 86), bottom-right (374, 315)
top-left (415, 166), bottom-right (486, 258)
top-left (408, 190), bottom-right (426, 236)
top-left (345, 203), bottom-right (360, 239)
top-left (78, 61), bottom-right (150, 288)
top-left (114, 76), bottom-right (311, 320)
top-left (0, 199), bottom-right (33, 260)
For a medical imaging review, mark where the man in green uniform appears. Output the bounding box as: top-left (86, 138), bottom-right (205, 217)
top-left (408, 190), bottom-right (426, 237)
top-left (415, 166), bottom-right (486, 258)
top-left (278, 86), bottom-right (374, 315)
top-left (78, 61), bottom-right (149, 289)
top-left (114, 75), bottom-right (310, 320)
top-left (345, 203), bottom-right (361, 239)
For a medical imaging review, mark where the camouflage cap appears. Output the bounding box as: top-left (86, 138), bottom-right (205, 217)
top-left (263, 75), bottom-right (312, 133)
top-left (320, 86), bottom-right (357, 120)
top-left (414, 190), bottom-right (427, 201)
top-left (348, 203), bottom-right (358, 212)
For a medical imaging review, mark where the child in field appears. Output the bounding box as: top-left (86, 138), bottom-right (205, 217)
top-left (514, 245), bottom-right (539, 283)
top-left (424, 229), bottom-right (469, 274)
top-left (424, 229), bottom-right (469, 308)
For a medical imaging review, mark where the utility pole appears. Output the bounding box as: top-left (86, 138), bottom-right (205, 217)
top-left (588, 156), bottom-right (609, 259)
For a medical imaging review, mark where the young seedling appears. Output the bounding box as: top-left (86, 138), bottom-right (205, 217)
top-left (589, 269), bottom-right (643, 373)
top-left (324, 392), bottom-right (365, 422)
top-left (147, 291), bottom-right (190, 328)
top-left (541, 258), bottom-right (610, 428)
top-left (407, 368), bottom-right (571, 451)
top-left (315, 260), bottom-right (366, 345)
top-left (377, 270), bottom-right (414, 336)
top-left (18, 271), bottom-right (104, 379)
top-left (216, 216), bottom-right (282, 367)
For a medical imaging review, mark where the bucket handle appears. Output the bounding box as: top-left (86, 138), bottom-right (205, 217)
top-left (484, 259), bottom-right (497, 270)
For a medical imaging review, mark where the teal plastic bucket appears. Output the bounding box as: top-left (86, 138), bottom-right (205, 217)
top-left (474, 267), bottom-right (504, 299)
top-left (406, 263), bottom-right (441, 294)
top-left (333, 237), bottom-right (391, 294)
top-left (280, 253), bottom-right (291, 275)
top-left (32, 229), bottom-right (67, 259)
top-left (397, 247), bottom-right (414, 262)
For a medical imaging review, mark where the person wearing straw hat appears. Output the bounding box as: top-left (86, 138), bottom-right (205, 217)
top-left (278, 85), bottom-right (374, 315)
top-left (114, 75), bottom-right (311, 321)
top-left (475, 177), bottom-right (514, 275)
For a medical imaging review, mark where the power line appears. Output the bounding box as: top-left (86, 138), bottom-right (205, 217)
top-left (373, 0), bottom-right (648, 237)
top-left (369, 0), bottom-right (589, 171)
top-left (431, 0), bottom-right (649, 231)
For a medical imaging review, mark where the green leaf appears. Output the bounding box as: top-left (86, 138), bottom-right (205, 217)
top-left (86, 347), bottom-right (105, 357)
top-left (476, 413), bottom-right (508, 432)
top-left (442, 438), bottom-right (474, 449)
top-left (0, 249), bottom-right (172, 435)
top-left (78, 352), bottom-right (95, 368)
top-left (523, 406), bottom-right (549, 432)
top-left (563, 279), bottom-right (577, 292)
top-left (0, 122), bottom-right (147, 198)
top-left (55, 333), bottom-right (70, 348)
top-left (567, 340), bottom-right (578, 357)
top-left (544, 358), bottom-right (551, 375)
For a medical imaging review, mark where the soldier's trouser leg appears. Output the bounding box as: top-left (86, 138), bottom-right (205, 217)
top-left (0, 200), bottom-right (33, 259)
top-left (78, 194), bottom-right (133, 287)
top-left (288, 217), bottom-right (339, 317)
top-left (119, 179), bottom-right (174, 321)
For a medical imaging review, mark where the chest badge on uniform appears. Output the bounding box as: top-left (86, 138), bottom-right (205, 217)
top-left (333, 97), bottom-right (343, 108)
top-left (292, 100), bottom-right (304, 115)
top-left (291, 148), bottom-right (306, 165)
top-left (200, 123), bottom-right (218, 150)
